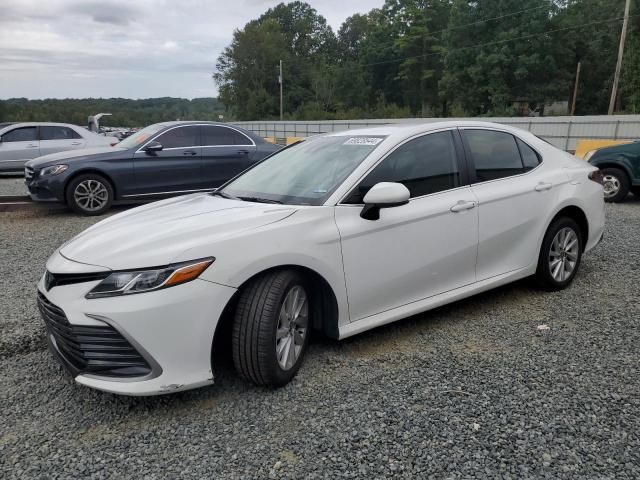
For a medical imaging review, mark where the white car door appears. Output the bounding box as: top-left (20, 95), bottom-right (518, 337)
top-left (39, 125), bottom-right (86, 157)
top-left (0, 126), bottom-right (40, 169)
top-left (460, 128), bottom-right (560, 281)
top-left (334, 130), bottom-right (479, 322)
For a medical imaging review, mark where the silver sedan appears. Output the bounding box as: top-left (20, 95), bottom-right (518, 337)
top-left (0, 122), bottom-right (118, 173)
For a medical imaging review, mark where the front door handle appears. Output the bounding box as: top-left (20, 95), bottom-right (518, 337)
top-left (183, 150), bottom-right (197, 156)
top-left (26, 144), bottom-right (39, 148)
top-left (71, 142), bottom-right (82, 146)
top-left (535, 182), bottom-right (553, 192)
top-left (450, 200), bottom-right (477, 212)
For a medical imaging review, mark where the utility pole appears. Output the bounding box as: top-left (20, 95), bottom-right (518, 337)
top-left (571, 61), bottom-right (581, 116)
top-left (608, 0), bottom-right (631, 115)
top-left (279, 60), bottom-right (283, 121)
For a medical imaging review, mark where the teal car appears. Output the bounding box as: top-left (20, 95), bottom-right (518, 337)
top-left (587, 141), bottom-right (640, 202)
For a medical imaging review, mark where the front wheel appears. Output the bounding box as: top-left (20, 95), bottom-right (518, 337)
top-left (65, 173), bottom-right (113, 216)
top-left (232, 270), bottom-right (310, 387)
top-left (535, 217), bottom-right (583, 291)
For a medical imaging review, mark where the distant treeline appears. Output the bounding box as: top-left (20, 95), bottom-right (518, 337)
top-left (0, 98), bottom-right (226, 128)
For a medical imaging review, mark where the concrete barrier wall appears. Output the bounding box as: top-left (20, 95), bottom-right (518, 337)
top-left (231, 115), bottom-right (640, 151)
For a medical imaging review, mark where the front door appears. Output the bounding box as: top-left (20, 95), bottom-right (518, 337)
top-left (132, 125), bottom-right (202, 195)
top-left (334, 130), bottom-right (479, 322)
top-left (0, 126), bottom-right (40, 170)
top-left (200, 125), bottom-right (257, 188)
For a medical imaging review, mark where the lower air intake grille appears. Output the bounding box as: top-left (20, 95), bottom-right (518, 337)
top-left (38, 292), bottom-right (152, 378)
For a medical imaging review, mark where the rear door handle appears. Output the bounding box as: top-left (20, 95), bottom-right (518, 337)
top-left (71, 142), bottom-right (82, 146)
top-left (535, 182), bottom-right (553, 192)
top-left (238, 149), bottom-right (249, 155)
top-left (26, 144), bottom-right (39, 148)
top-left (183, 150), bottom-right (197, 156)
top-left (450, 200), bottom-right (477, 212)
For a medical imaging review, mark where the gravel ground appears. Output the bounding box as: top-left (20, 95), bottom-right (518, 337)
top-left (1, 189), bottom-right (639, 479)
top-left (0, 174), bottom-right (28, 196)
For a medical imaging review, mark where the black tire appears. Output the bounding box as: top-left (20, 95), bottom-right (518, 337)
top-left (535, 217), bottom-right (583, 291)
top-left (601, 167), bottom-right (630, 203)
top-left (65, 173), bottom-right (113, 216)
top-left (232, 270), bottom-right (311, 387)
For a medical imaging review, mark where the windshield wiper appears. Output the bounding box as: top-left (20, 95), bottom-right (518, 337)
top-left (210, 190), bottom-right (239, 200)
top-left (237, 196), bottom-right (283, 204)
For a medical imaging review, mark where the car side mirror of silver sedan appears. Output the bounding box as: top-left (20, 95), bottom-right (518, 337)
top-left (360, 182), bottom-right (410, 220)
top-left (144, 141), bottom-right (163, 153)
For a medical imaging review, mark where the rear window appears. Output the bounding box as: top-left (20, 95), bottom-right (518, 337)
top-left (40, 126), bottom-right (82, 140)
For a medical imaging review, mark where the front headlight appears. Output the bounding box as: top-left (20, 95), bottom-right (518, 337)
top-left (40, 164), bottom-right (68, 176)
top-left (583, 150), bottom-right (596, 162)
top-left (86, 257), bottom-right (214, 299)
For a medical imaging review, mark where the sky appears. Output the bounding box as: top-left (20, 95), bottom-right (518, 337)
top-left (0, 0), bottom-right (382, 100)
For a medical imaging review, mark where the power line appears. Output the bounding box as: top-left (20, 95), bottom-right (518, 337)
top-left (415, 3), bottom-right (550, 39)
top-left (357, 13), bottom-right (640, 68)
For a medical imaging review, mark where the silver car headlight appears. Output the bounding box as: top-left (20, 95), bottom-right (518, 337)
top-left (40, 164), bottom-right (68, 176)
top-left (85, 258), bottom-right (214, 299)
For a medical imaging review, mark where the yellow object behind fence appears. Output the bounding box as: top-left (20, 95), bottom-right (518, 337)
top-left (574, 139), bottom-right (632, 159)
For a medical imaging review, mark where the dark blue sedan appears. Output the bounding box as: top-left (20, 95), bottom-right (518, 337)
top-left (24, 121), bottom-right (281, 215)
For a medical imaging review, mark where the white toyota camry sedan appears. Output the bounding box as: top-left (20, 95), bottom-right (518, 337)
top-left (38, 121), bottom-right (605, 395)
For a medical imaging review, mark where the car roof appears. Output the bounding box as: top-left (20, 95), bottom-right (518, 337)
top-left (0, 122), bottom-right (82, 127)
top-left (323, 120), bottom-right (527, 142)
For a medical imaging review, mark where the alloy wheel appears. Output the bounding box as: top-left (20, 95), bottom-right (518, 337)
top-left (548, 227), bottom-right (579, 282)
top-left (602, 174), bottom-right (621, 199)
top-left (74, 179), bottom-right (109, 212)
top-left (275, 285), bottom-right (308, 371)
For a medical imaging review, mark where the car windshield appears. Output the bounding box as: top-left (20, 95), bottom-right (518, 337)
top-left (221, 135), bottom-right (387, 205)
top-left (117, 124), bottom-right (167, 149)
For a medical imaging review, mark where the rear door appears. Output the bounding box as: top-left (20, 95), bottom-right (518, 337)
top-left (132, 125), bottom-right (202, 195)
top-left (460, 128), bottom-right (557, 280)
top-left (39, 126), bottom-right (86, 156)
top-left (200, 125), bottom-right (257, 188)
top-left (0, 126), bottom-right (40, 170)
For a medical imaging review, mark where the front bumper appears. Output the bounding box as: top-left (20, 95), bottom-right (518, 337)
top-left (38, 258), bottom-right (236, 396)
top-left (25, 168), bottom-right (66, 202)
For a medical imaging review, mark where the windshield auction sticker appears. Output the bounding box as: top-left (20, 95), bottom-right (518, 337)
top-left (343, 137), bottom-right (384, 146)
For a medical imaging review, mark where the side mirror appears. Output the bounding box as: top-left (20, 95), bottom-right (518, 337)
top-left (144, 141), bottom-right (163, 153)
top-left (360, 182), bottom-right (410, 220)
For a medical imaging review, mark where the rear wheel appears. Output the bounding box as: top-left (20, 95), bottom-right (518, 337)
top-left (232, 270), bottom-right (310, 387)
top-left (535, 217), bottom-right (583, 291)
top-left (601, 167), bottom-right (630, 203)
top-left (65, 173), bottom-right (113, 216)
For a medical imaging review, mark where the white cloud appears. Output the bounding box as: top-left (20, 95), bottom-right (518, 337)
top-left (0, 0), bottom-right (382, 99)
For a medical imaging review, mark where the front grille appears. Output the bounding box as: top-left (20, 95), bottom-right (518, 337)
top-left (25, 166), bottom-right (35, 181)
top-left (38, 292), bottom-right (152, 378)
top-left (44, 270), bottom-right (109, 291)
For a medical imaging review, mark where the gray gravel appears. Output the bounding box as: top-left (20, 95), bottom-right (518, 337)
top-left (1, 192), bottom-right (639, 479)
top-left (0, 174), bottom-right (28, 196)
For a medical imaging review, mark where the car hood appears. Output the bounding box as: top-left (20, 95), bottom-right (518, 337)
top-left (26, 147), bottom-right (129, 168)
top-left (59, 194), bottom-right (297, 270)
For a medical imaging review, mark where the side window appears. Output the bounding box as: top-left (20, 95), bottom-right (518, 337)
top-left (40, 126), bottom-right (82, 140)
top-left (516, 138), bottom-right (541, 170)
top-left (201, 126), bottom-right (252, 146)
top-left (155, 126), bottom-right (199, 149)
top-left (2, 127), bottom-right (38, 142)
top-left (462, 130), bottom-right (525, 182)
top-left (345, 131), bottom-right (461, 203)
